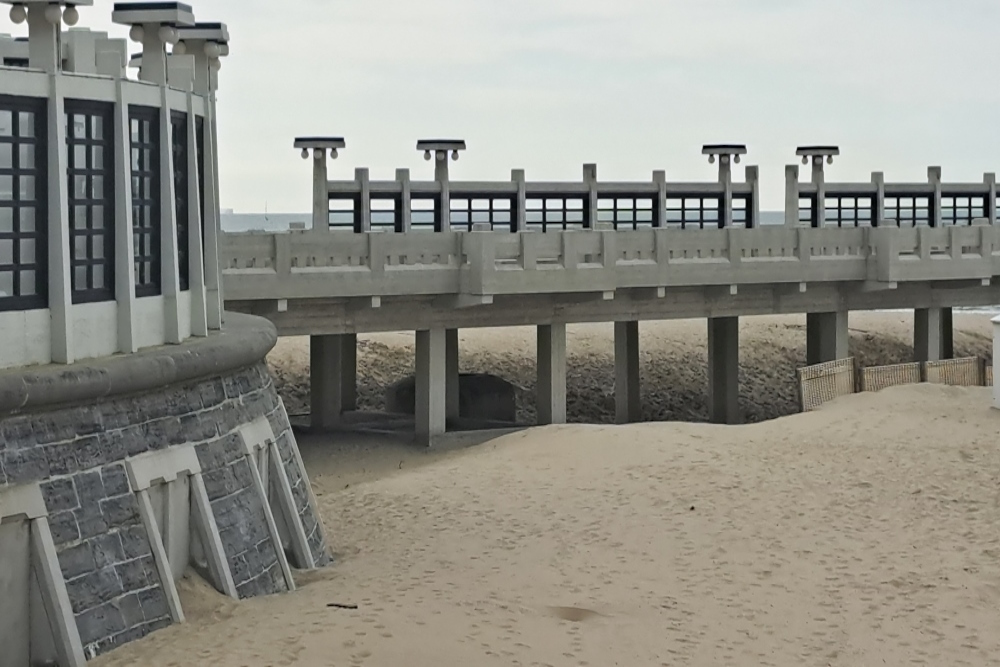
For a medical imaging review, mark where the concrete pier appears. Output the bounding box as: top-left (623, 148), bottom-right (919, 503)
top-left (914, 308), bottom-right (953, 362)
top-left (614, 321), bottom-right (641, 424)
top-left (446, 329), bottom-right (460, 421)
top-left (415, 329), bottom-right (447, 445)
top-left (310, 334), bottom-right (357, 430)
top-left (806, 311), bottom-right (849, 365)
top-left (537, 324), bottom-right (567, 425)
top-left (708, 317), bottom-right (740, 425)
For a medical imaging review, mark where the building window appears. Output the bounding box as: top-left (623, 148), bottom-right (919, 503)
top-left (66, 100), bottom-right (115, 304)
top-left (0, 95), bottom-right (47, 312)
top-left (171, 111), bottom-right (189, 291)
top-left (129, 106), bottom-right (160, 297)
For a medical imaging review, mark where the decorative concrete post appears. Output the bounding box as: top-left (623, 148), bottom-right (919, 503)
top-left (986, 173), bottom-right (997, 225)
top-left (417, 140), bottom-right (465, 420)
top-left (112, 3), bottom-right (195, 85)
top-left (583, 163), bottom-right (598, 229)
top-left (928, 166), bottom-right (942, 228)
top-left (294, 137), bottom-right (344, 233)
top-left (784, 164), bottom-right (801, 226)
top-left (512, 169), bottom-right (527, 231)
top-left (416, 139), bottom-right (465, 232)
top-left (701, 144), bottom-right (746, 228)
top-left (872, 172), bottom-right (886, 227)
top-left (7, 0), bottom-right (90, 72)
top-left (796, 146), bottom-right (839, 227)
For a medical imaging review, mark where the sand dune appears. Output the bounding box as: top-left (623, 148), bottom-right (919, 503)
top-left (92, 382), bottom-right (1000, 667)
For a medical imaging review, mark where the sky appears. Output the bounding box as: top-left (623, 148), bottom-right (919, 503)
top-left (6, 0), bottom-right (1000, 212)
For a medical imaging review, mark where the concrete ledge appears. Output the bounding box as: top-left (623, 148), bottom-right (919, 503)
top-left (0, 312), bottom-right (277, 418)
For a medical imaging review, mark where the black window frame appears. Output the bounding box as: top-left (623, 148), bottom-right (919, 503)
top-left (450, 194), bottom-right (515, 232)
top-left (129, 105), bottom-right (161, 298)
top-left (596, 195), bottom-right (656, 230)
top-left (524, 195), bottom-right (587, 232)
top-left (0, 94), bottom-right (48, 312)
top-left (195, 114), bottom-right (206, 251)
top-left (66, 99), bottom-right (115, 305)
top-left (939, 193), bottom-right (986, 226)
top-left (171, 110), bottom-right (190, 291)
top-left (823, 194), bottom-right (875, 228)
top-left (882, 194), bottom-right (932, 227)
top-left (664, 194), bottom-right (722, 229)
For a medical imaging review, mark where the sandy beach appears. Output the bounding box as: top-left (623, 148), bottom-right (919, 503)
top-left (83, 312), bottom-right (1000, 666)
top-left (92, 379), bottom-right (1000, 667)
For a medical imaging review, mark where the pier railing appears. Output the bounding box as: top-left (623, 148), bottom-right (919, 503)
top-left (221, 142), bottom-right (999, 304)
top-left (221, 223), bottom-right (998, 301)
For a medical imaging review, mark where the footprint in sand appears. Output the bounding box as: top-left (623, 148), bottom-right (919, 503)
top-left (546, 606), bottom-right (602, 622)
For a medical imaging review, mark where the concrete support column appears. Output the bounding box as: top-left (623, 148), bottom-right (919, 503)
top-left (614, 321), bottom-right (641, 424)
top-left (446, 329), bottom-right (460, 422)
top-left (537, 324), bottom-right (567, 425)
top-left (708, 317), bottom-right (740, 425)
top-left (415, 329), bottom-right (447, 446)
top-left (914, 308), bottom-right (944, 362)
top-left (309, 334), bottom-right (357, 430)
top-left (806, 311), bottom-right (849, 365)
top-left (942, 307), bottom-right (954, 360)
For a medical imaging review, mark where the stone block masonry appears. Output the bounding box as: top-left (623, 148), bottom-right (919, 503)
top-left (0, 315), bottom-right (330, 660)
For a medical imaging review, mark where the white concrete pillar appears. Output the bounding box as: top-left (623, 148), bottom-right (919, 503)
top-left (158, 85), bottom-right (182, 344)
top-left (446, 328), bottom-right (460, 422)
top-left (537, 324), bottom-right (567, 425)
top-left (614, 321), bottom-right (641, 424)
top-left (806, 311), bottom-right (849, 365)
top-left (708, 317), bottom-right (740, 425)
top-left (914, 308), bottom-right (944, 363)
top-left (113, 79), bottom-right (138, 353)
top-left (415, 329), bottom-right (447, 446)
top-left (310, 334), bottom-right (357, 430)
top-left (47, 74), bottom-right (73, 363)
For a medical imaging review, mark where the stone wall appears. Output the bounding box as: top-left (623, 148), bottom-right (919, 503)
top-left (0, 316), bottom-right (329, 661)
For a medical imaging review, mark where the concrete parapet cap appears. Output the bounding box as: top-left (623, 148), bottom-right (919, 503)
top-left (0, 312), bottom-right (277, 418)
top-left (796, 145), bottom-right (840, 157)
top-left (702, 144), bottom-right (747, 156)
top-left (112, 2), bottom-right (195, 26)
top-left (176, 21), bottom-right (229, 44)
top-left (295, 137), bottom-right (345, 150)
top-left (417, 139), bottom-right (467, 152)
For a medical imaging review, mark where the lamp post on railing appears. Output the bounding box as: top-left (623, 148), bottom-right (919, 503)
top-left (295, 137), bottom-right (345, 233)
top-left (112, 2), bottom-right (195, 86)
top-left (702, 144), bottom-right (747, 228)
top-left (417, 139), bottom-right (465, 231)
top-left (796, 146), bottom-right (839, 227)
top-left (3, 0), bottom-right (93, 72)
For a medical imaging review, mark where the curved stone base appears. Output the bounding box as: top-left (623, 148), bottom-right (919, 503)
top-left (0, 314), bottom-right (328, 662)
top-left (386, 372), bottom-right (517, 424)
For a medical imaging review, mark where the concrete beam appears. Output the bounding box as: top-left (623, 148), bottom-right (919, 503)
top-left (708, 317), bottom-right (740, 425)
top-left (806, 311), bottom-right (849, 365)
top-left (309, 334), bottom-right (357, 430)
top-left (415, 329), bottom-right (447, 446)
top-left (614, 321), bottom-right (641, 424)
top-left (537, 324), bottom-right (567, 425)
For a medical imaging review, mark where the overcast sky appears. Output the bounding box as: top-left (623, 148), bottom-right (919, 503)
top-left (13, 0), bottom-right (1000, 211)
